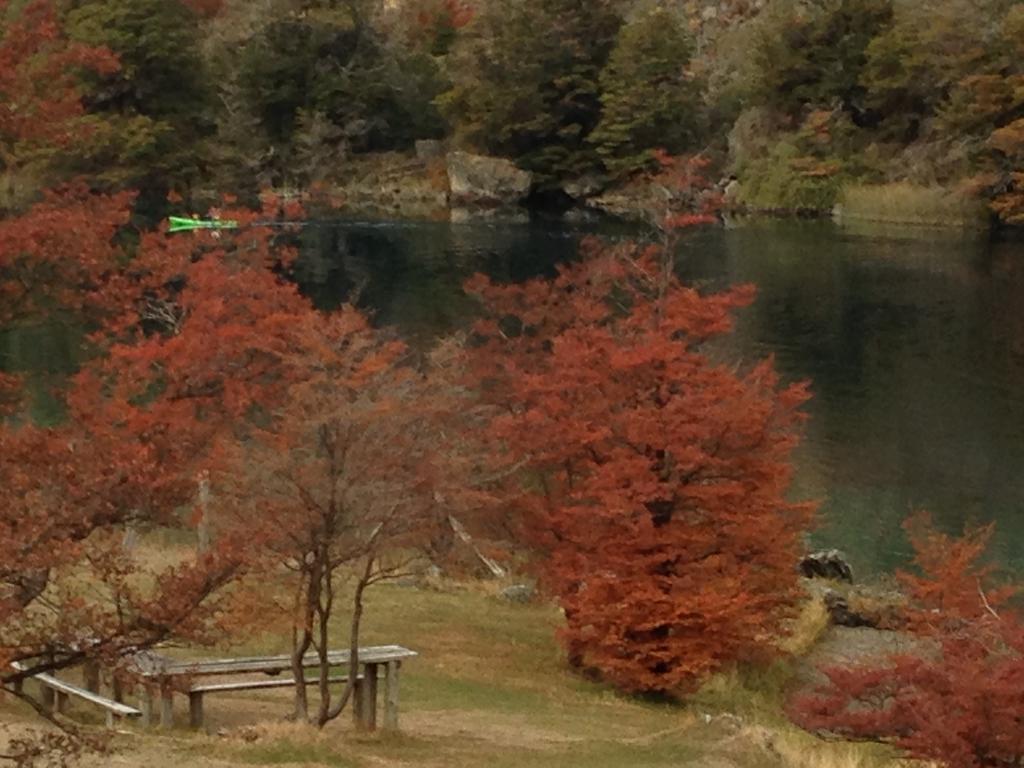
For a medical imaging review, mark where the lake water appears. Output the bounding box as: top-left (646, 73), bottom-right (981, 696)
top-left (5, 215), bottom-right (1024, 577)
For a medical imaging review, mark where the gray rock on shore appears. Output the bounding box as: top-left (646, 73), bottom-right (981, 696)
top-left (447, 151), bottom-right (532, 208)
top-left (799, 549), bottom-right (854, 583)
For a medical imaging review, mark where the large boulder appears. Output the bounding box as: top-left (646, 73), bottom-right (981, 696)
top-left (446, 151), bottom-right (531, 208)
top-left (800, 549), bottom-right (854, 583)
top-left (822, 589), bottom-right (876, 628)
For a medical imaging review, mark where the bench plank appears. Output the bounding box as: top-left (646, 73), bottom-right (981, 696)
top-left (135, 646), bottom-right (417, 678)
top-left (190, 676), bottom-right (351, 694)
top-left (128, 646), bottom-right (414, 733)
top-left (9, 663), bottom-right (141, 718)
top-left (187, 675), bottom-right (355, 729)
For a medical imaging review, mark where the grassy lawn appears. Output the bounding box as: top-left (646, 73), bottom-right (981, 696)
top-left (2, 580), bottom-right (912, 768)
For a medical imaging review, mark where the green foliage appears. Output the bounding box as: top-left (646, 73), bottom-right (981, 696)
top-left (713, 0), bottom-right (1024, 222)
top-left (860, 0), bottom-right (1016, 141)
top-left (439, 0), bottom-right (622, 188)
top-left (6, 0), bottom-right (1023, 224)
top-left (590, 8), bottom-right (701, 178)
top-left (732, 0), bottom-right (894, 119)
top-left (737, 140), bottom-right (845, 213)
top-left (233, 6), bottom-right (446, 185)
top-left (64, 0), bottom-right (213, 192)
top-left (729, 107), bottom-right (856, 212)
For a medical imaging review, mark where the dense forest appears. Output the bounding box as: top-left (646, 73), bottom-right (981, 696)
top-left (2, 0), bottom-right (1023, 223)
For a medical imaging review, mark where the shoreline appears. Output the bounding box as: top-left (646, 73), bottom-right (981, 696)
top-left (263, 151), bottom-right (1013, 236)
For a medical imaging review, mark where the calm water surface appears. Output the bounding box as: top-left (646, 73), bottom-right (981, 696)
top-left (5, 216), bottom-right (1024, 576)
top-left (292, 216), bottom-right (1024, 577)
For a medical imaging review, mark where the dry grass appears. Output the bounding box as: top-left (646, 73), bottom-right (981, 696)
top-left (766, 728), bottom-right (932, 768)
top-left (780, 596), bottom-right (832, 656)
top-left (837, 183), bottom-right (989, 228)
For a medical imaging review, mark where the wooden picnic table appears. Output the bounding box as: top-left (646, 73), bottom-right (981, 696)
top-left (129, 645), bottom-right (417, 731)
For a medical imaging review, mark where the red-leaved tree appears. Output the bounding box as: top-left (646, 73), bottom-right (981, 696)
top-left (73, 200), bottom-right (477, 727)
top-left (0, 184), bottom-right (134, 329)
top-left (0, 0), bottom-right (118, 210)
top-left (789, 514), bottom-right (1024, 768)
top-left (0, 197), bottom-right (299, 705)
top-left (213, 321), bottom-right (479, 726)
top-left (465, 212), bottom-right (813, 692)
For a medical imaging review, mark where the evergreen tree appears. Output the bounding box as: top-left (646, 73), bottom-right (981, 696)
top-left (234, 3), bottom-right (445, 183)
top-left (439, 0), bottom-right (622, 189)
top-left (64, 0), bottom-right (215, 198)
top-left (591, 9), bottom-right (701, 178)
top-left (733, 0), bottom-right (893, 120)
top-left (861, 0), bottom-right (1016, 141)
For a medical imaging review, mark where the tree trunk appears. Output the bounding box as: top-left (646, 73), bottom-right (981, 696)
top-left (321, 556), bottom-right (374, 725)
top-left (314, 546), bottom-right (334, 726)
top-left (290, 569), bottom-right (317, 722)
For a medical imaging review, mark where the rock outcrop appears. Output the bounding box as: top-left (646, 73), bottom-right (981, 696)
top-left (446, 151), bottom-right (532, 208)
top-left (800, 549), bottom-right (854, 583)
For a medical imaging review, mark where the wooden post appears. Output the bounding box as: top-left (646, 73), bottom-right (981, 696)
top-left (139, 687), bottom-right (154, 728)
top-left (112, 675), bottom-right (124, 704)
top-left (196, 470), bottom-right (211, 553)
top-left (363, 664), bottom-right (378, 731)
top-left (159, 683), bottom-right (174, 729)
top-left (11, 678), bottom-right (23, 695)
top-left (189, 691), bottom-right (204, 730)
top-left (55, 690), bottom-right (69, 714)
top-left (384, 661), bottom-right (401, 731)
top-left (83, 661), bottom-right (100, 694)
top-left (352, 673), bottom-right (365, 729)
top-left (40, 681), bottom-right (55, 711)
top-left (105, 711), bottom-right (115, 729)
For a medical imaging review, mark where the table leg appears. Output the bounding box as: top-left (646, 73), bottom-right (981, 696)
top-left (84, 662), bottom-right (100, 694)
top-left (40, 682), bottom-right (55, 712)
top-left (55, 690), bottom-right (69, 714)
top-left (352, 673), bottom-right (365, 729)
top-left (189, 691), bottom-right (204, 730)
top-left (364, 664), bottom-right (378, 731)
top-left (159, 684), bottom-right (174, 729)
top-left (140, 686), bottom-right (153, 727)
top-left (384, 661), bottom-right (401, 731)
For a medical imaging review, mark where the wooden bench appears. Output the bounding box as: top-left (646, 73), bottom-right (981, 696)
top-left (186, 675), bottom-right (353, 729)
top-left (130, 645), bottom-right (417, 731)
top-left (8, 662), bottom-right (141, 728)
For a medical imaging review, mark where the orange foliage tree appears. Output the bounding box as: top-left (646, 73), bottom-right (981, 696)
top-left (465, 216), bottom-right (813, 693)
top-left (80, 202), bottom-right (477, 726)
top-left (0, 195), bottom-right (268, 701)
top-left (789, 514), bottom-right (1024, 768)
top-left (0, 415), bottom-right (248, 686)
top-left (0, 192), bottom-right (329, 702)
top-left (213, 323), bottom-right (477, 726)
top-left (0, 184), bottom-right (134, 330)
top-left (0, 0), bottom-right (118, 210)
top-left (397, 0), bottom-right (475, 53)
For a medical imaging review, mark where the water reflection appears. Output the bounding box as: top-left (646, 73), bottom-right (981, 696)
top-left (676, 222), bottom-right (1024, 575)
